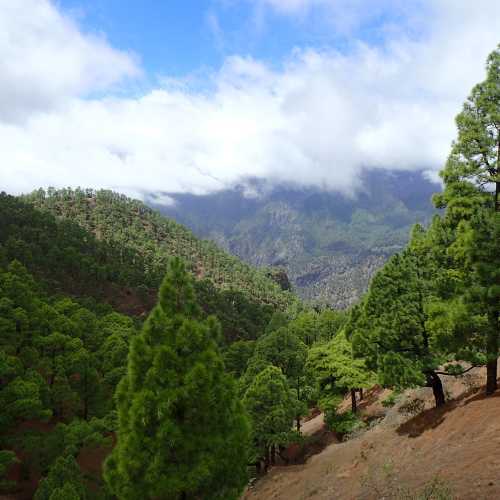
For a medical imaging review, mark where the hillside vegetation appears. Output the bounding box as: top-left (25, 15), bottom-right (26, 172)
top-left (1, 192), bottom-right (289, 344)
top-left (245, 372), bottom-right (500, 500)
top-left (22, 188), bottom-right (295, 311)
top-left (0, 194), bottom-right (309, 498)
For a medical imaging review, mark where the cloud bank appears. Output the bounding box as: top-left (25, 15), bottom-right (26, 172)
top-left (0, 0), bottom-right (139, 124)
top-left (1, 0), bottom-right (499, 198)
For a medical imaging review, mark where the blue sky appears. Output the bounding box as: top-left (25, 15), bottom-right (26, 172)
top-left (56, 0), bottom-right (425, 79)
top-left (1, 1), bottom-right (499, 197)
top-left (58, 0), bottom-right (222, 76)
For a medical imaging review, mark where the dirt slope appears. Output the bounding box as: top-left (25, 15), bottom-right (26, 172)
top-left (245, 369), bottom-right (500, 500)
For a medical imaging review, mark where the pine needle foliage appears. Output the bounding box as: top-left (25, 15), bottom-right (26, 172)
top-left (104, 257), bottom-right (250, 500)
top-left (433, 45), bottom-right (500, 394)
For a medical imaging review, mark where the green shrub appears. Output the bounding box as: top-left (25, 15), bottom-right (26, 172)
top-left (381, 392), bottom-right (399, 407)
top-left (397, 477), bottom-right (453, 499)
top-left (325, 410), bottom-right (365, 437)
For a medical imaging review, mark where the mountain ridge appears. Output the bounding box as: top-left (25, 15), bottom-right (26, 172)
top-left (19, 188), bottom-right (295, 311)
top-left (149, 169), bottom-right (441, 308)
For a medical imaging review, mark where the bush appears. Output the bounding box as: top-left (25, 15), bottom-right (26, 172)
top-left (398, 397), bottom-right (425, 416)
top-left (362, 462), bottom-right (453, 500)
top-left (381, 389), bottom-right (403, 408)
top-left (397, 477), bottom-right (453, 499)
top-left (381, 392), bottom-right (398, 407)
top-left (325, 410), bottom-right (365, 437)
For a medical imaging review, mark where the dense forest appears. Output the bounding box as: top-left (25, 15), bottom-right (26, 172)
top-left (0, 45), bottom-right (498, 499)
top-left (22, 188), bottom-right (295, 311)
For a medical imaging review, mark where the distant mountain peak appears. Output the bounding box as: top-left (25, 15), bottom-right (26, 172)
top-left (148, 169), bottom-right (441, 308)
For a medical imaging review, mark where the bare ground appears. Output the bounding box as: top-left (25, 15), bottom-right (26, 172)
top-left (244, 367), bottom-right (500, 500)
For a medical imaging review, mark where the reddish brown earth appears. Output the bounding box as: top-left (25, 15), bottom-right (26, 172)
top-left (245, 369), bottom-right (500, 500)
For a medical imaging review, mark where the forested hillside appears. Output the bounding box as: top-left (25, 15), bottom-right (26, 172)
top-left (152, 170), bottom-right (440, 308)
top-left (0, 259), bottom-right (136, 498)
top-left (0, 195), bottom-right (345, 498)
top-left (0, 193), bottom-right (314, 498)
top-left (22, 189), bottom-right (295, 311)
top-left (1, 192), bottom-right (297, 346)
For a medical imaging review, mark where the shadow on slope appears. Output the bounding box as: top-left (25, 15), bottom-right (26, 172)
top-left (397, 382), bottom-right (500, 438)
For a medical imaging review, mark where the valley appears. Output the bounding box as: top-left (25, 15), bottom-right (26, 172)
top-left (152, 170), bottom-right (440, 308)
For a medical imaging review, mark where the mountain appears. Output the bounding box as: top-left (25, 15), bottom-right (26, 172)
top-left (20, 188), bottom-right (295, 310)
top-left (149, 169), bottom-right (441, 308)
top-left (1, 190), bottom-right (296, 345)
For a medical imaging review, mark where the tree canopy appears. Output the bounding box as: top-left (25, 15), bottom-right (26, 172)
top-left (104, 258), bottom-right (250, 500)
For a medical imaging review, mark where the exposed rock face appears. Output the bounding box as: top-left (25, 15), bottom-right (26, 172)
top-left (265, 267), bottom-right (292, 291)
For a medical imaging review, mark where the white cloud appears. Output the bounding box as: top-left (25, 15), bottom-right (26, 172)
top-left (253, 0), bottom-right (427, 36)
top-left (257, 0), bottom-right (318, 14)
top-left (0, 0), bottom-right (139, 123)
top-left (0, 0), bottom-right (499, 197)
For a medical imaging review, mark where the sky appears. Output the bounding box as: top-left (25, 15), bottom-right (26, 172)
top-left (1, 0), bottom-right (499, 198)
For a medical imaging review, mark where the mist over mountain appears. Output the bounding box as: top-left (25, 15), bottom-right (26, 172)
top-left (148, 169), bottom-right (440, 308)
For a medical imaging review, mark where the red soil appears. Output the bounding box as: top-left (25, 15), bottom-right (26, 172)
top-left (245, 371), bottom-right (500, 500)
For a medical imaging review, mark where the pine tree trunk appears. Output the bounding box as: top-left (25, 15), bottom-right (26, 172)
top-left (486, 313), bottom-right (498, 395)
top-left (270, 444), bottom-right (276, 465)
top-left (359, 388), bottom-right (364, 400)
top-left (350, 389), bottom-right (357, 413)
top-left (487, 183), bottom-right (499, 395)
top-left (278, 445), bottom-right (289, 465)
top-left (296, 376), bottom-right (301, 432)
top-left (486, 359), bottom-right (497, 395)
top-left (426, 372), bottom-right (445, 407)
top-left (264, 447), bottom-right (271, 472)
top-left (255, 460), bottom-right (261, 474)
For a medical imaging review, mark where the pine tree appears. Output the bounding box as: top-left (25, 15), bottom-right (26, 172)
top-left (103, 257), bottom-right (249, 500)
top-left (307, 331), bottom-right (373, 413)
top-left (434, 45), bottom-right (500, 394)
top-left (350, 242), bottom-right (448, 408)
top-left (70, 348), bottom-right (102, 420)
top-left (223, 340), bottom-right (255, 378)
top-left (34, 455), bottom-right (86, 500)
top-left (253, 327), bottom-right (308, 430)
top-left (242, 366), bottom-right (296, 471)
top-left (288, 311), bottom-right (319, 345)
top-left (47, 482), bottom-right (81, 500)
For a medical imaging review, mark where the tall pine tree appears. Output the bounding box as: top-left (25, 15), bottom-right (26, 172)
top-left (104, 257), bottom-right (249, 500)
top-left (350, 241), bottom-right (448, 408)
top-left (434, 45), bottom-right (500, 394)
top-left (242, 366), bottom-right (296, 471)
